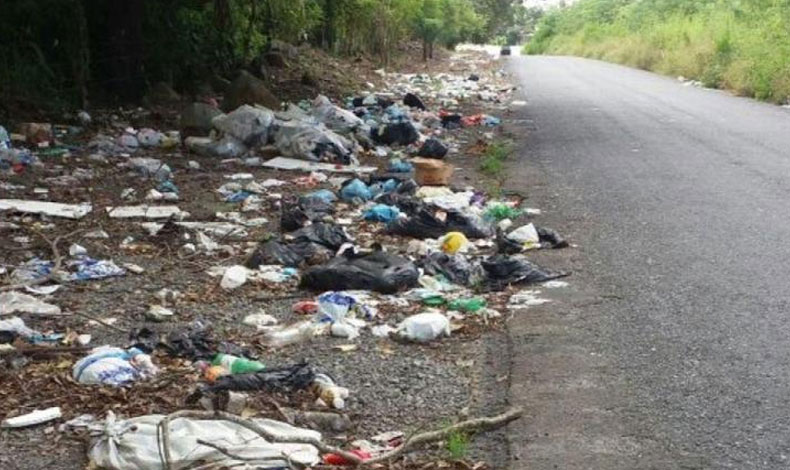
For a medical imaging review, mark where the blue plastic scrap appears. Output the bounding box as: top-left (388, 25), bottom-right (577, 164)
top-left (340, 179), bottom-right (373, 201)
top-left (389, 158), bottom-right (413, 173)
top-left (363, 204), bottom-right (401, 223)
top-left (305, 189), bottom-right (338, 204)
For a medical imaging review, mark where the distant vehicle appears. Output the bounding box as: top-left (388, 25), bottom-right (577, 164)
top-left (500, 46), bottom-right (512, 56)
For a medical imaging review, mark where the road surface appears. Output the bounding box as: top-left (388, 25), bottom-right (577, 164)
top-left (505, 56), bottom-right (790, 469)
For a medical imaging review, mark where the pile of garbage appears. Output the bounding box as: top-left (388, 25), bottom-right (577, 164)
top-left (0, 49), bottom-right (559, 468)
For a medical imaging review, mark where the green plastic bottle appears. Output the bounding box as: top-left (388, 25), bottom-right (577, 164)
top-left (448, 297), bottom-right (487, 313)
top-left (211, 354), bottom-right (265, 374)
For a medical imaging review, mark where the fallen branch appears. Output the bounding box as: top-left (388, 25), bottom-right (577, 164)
top-left (195, 439), bottom-right (302, 469)
top-left (364, 407), bottom-right (523, 465)
top-left (0, 228), bottom-right (83, 292)
top-left (71, 310), bottom-right (127, 333)
top-left (156, 407), bottom-right (523, 469)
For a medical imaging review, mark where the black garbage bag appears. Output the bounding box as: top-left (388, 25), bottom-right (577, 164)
top-left (372, 122), bottom-right (419, 146)
top-left (206, 361), bottom-right (316, 393)
top-left (132, 325), bottom-right (254, 361)
top-left (387, 207), bottom-right (495, 240)
top-left (246, 239), bottom-right (334, 268)
top-left (418, 138), bottom-right (448, 159)
top-left (537, 226), bottom-right (569, 249)
top-left (280, 196), bottom-right (335, 232)
top-left (441, 113), bottom-right (462, 130)
top-left (292, 223), bottom-right (350, 250)
top-left (482, 254), bottom-right (567, 291)
top-left (419, 252), bottom-right (484, 286)
top-left (403, 92), bottom-right (426, 110)
top-left (301, 250), bottom-right (419, 294)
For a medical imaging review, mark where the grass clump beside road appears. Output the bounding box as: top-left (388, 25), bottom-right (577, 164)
top-left (525, 0), bottom-right (790, 103)
top-left (446, 429), bottom-right (470, 459)
top-left (480, 140), bottom-right (512, 176)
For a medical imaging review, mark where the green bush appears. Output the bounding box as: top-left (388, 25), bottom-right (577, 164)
top-left (525, 0), bottom-right (790, 103)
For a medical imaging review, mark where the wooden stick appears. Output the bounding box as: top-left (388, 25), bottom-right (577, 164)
top-left (156, 407), bottom-right (523, 468)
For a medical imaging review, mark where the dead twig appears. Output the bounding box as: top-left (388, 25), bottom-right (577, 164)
top-left (363, 407), bottom-right (523, 465)
top-left (0, 228), bottom-right (84, 292)
top-left (71, 310), bottom-right (127, 333)
top-left (195, 439), bottom-right (303, 470)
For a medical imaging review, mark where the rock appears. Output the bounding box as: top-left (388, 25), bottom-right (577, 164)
top-left (180, 102), bottom-right (223, 136)
top-left (223, 70), bottom-right (280, 112)
top-left (270, 39), bottom-right (299, 58)
top-left (263, 51), bottom-right (287, 68)
top-left (144, 82), bottom-right (181, 106)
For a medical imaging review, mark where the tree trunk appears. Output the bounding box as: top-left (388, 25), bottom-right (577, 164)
top-left (423, 39), bottom-right (428, 61)
top-left (72, 0), bottom-right (90, 108)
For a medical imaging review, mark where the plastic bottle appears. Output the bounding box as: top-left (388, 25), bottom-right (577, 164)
top-left (211, 354), bottom-right (265, 374)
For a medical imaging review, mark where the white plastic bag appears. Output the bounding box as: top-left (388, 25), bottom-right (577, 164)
top-left (507, 223), bottom-right (539, 244)
top-left (76, 412), bottom-right (320, 470)
top-left (72, 346), bottom-right (158, 386)
top-left (212, 105), bottom-right (275, 145)
top-left (397, 312), bottom-right (450, 342)
top-left (220, 265), bottom-right (248, 290)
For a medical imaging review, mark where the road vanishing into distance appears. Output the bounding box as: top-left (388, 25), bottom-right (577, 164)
top-left (505, 56), bottom-right (790, 469)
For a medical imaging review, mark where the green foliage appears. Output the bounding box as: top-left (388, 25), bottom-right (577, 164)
top-left (480, 140), bottom-right (512, 176)
top-left (525, 0), bottom-right (790, 103)
top-left (0, 0), bottom-right (507, 110)
top-left (446, 429), bottom-right (469, 459)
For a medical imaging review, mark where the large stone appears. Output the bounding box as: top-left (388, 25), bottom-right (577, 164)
top-left (270, 39), bottom-right (299, 58)
top-left (144, 82), bottom-right (181, 106)
top-left (223, 70), bottom-right (280, 112)
top-left (180, 102), bottom-right (223, 137)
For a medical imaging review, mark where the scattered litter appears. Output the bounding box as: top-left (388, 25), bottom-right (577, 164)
top-left (263, 156), bottom-right (376, 174)
top-left (0, 292), bottom-right (62, 316)
top-left (0, 200), bottom-right (92, 219)
top-left (1, 407), bottom-right (62, 429)
top-left (107, 205), bottom-right (189, 219)
top-left (72, 346), bottom-right (158, 386)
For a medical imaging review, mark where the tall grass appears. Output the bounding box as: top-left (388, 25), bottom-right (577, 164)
top-left (525, 0), bottom-right (790, 103)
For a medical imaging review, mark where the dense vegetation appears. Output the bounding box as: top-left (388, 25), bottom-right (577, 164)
top-left (526, 0), bottom-right (790, 103)
top-left (0, 0), bottom-right (518, 110)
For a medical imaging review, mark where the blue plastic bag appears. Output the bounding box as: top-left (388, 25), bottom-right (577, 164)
top-left (364, 204), bottom-right (400, 223)
top-left (340, 179), bottom-right (372, 201)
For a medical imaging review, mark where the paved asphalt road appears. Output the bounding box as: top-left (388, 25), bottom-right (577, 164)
top-left (504, 56), bottom-right (790, 469)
